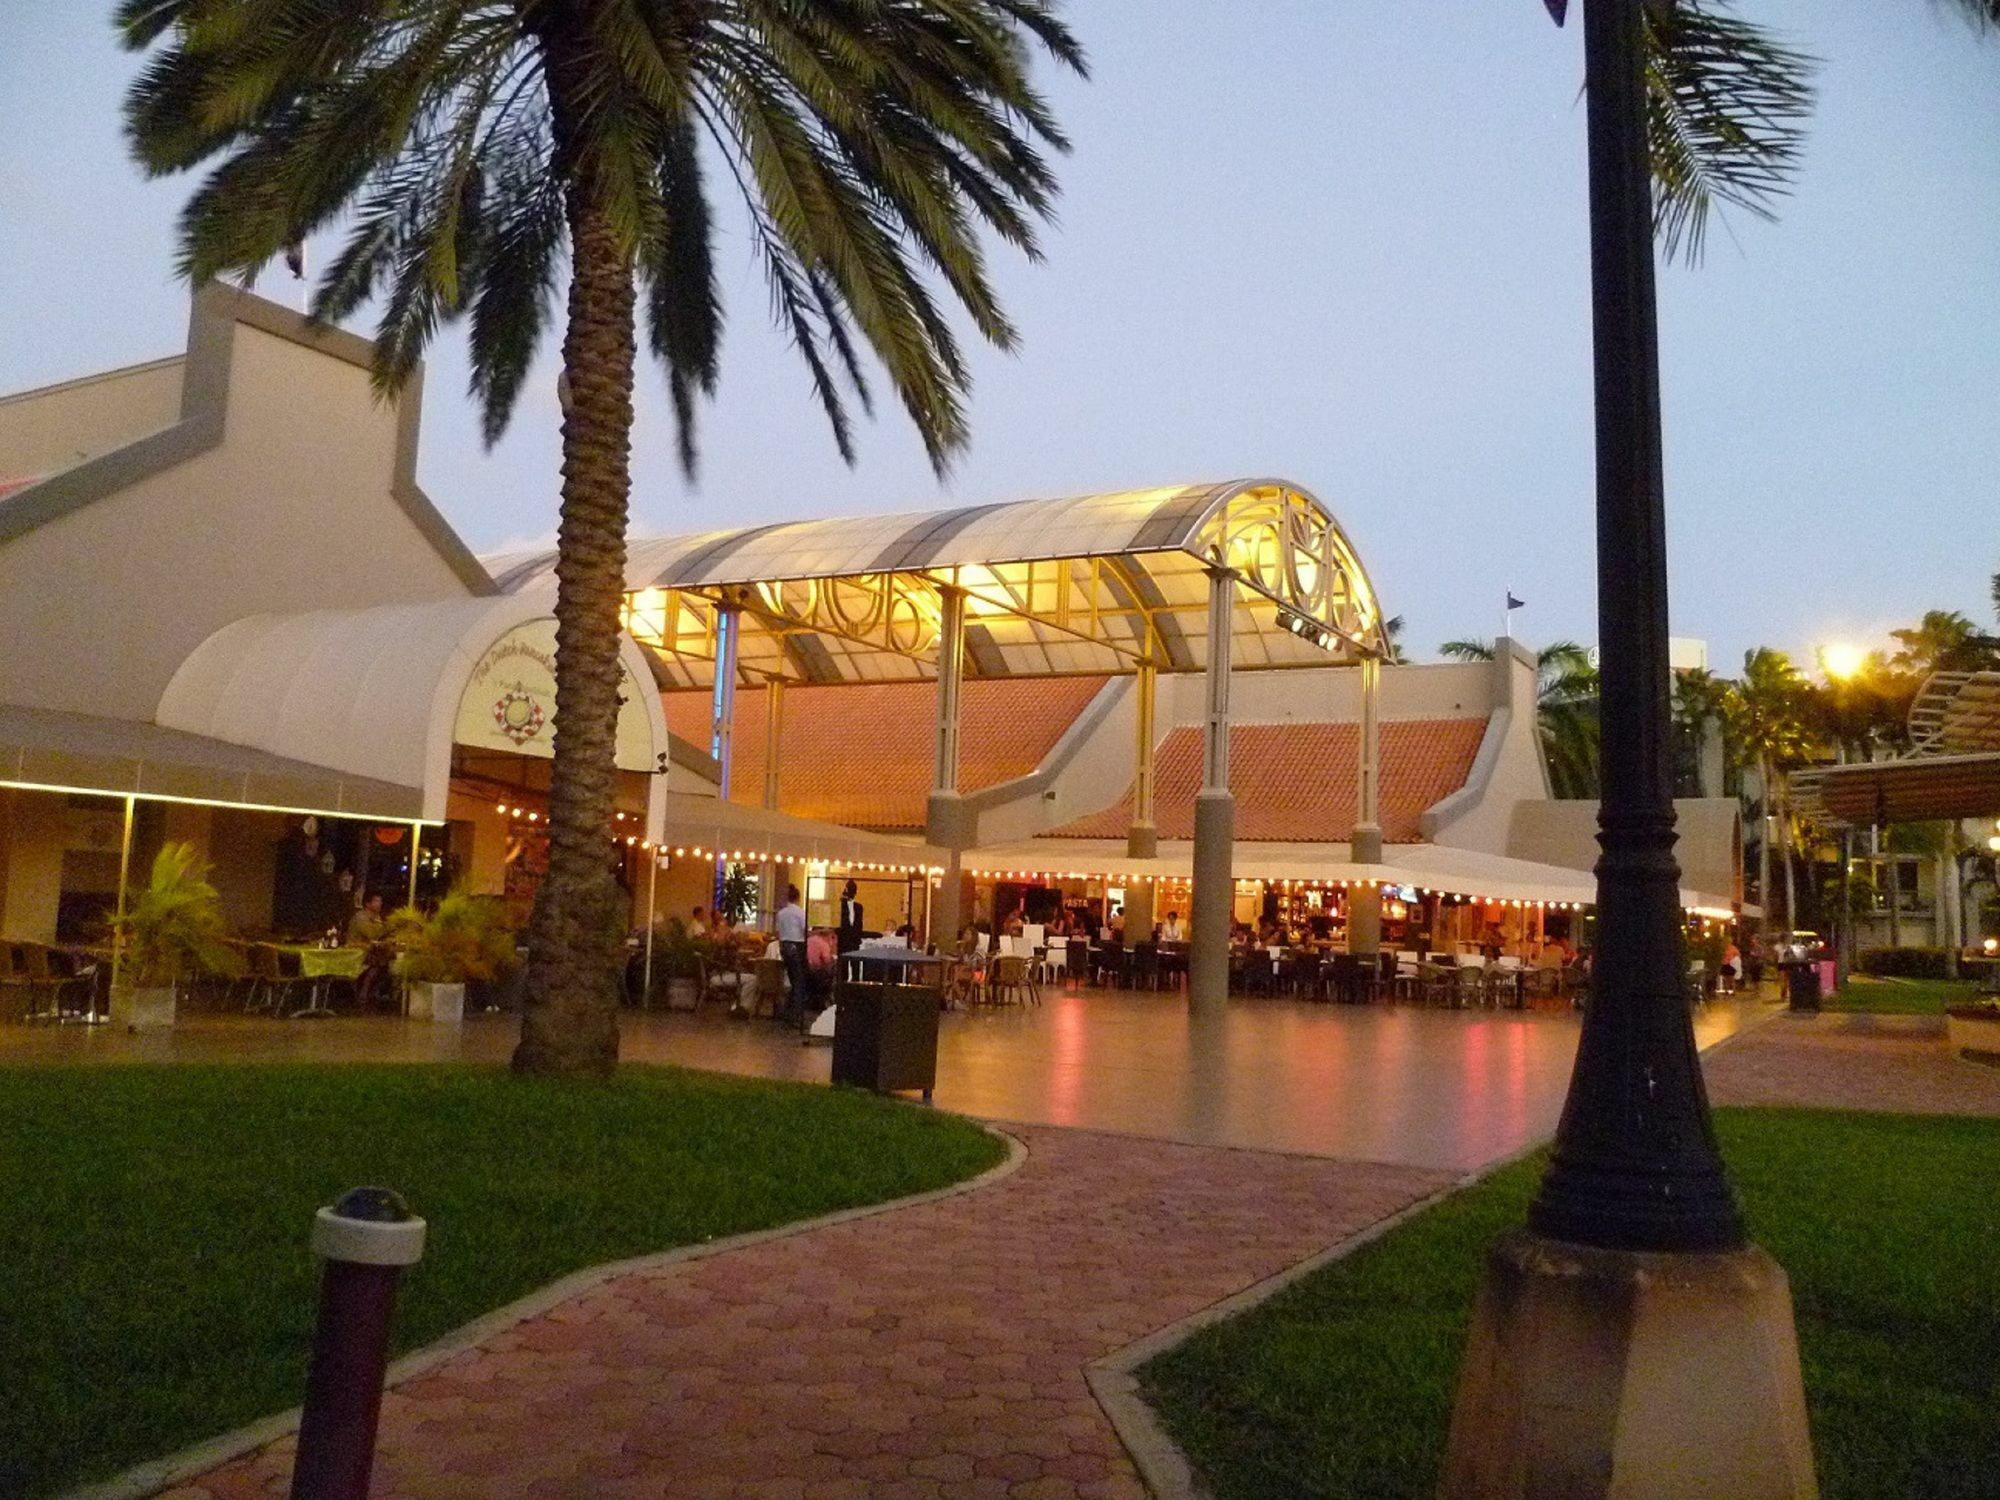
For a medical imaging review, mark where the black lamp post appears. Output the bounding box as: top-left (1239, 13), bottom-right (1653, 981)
top-left (1526, 0), bottom-right (1743, 1253)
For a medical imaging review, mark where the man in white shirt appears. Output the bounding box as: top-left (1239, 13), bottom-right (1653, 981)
top-left (776, 885), bottom-right (809, 1026)
top-left (1161, 911), bottom-right (1185, 942)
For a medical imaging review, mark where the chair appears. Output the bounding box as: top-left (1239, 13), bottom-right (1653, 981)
top-left (1093, 940), bottom-right (1126, 988)
top-left (24, 944), bottom-right (97, 1021)
top-left (1040, 936), bottom-right (1068, 986)
top-left (1130, 941), bottom-right (1160, 991)
top-left (753, 957), bottom-right (786, 1018)
top-left (990, 954), bottom-right (1035, 1006)
top-left (2, 942), bottom-right (64, 1023)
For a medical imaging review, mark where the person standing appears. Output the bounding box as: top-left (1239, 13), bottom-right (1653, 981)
top-left (837, 879), bottom-right (866, 955)
top-left (776, 884), bottom-right (809, 1028)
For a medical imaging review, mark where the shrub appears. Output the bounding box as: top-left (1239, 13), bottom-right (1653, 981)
top-left (1855, 946), bottom-right (1953, 980)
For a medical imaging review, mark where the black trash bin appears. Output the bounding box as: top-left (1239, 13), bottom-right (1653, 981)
top-left (830, 979), bottom-right (940, 1102)
top-left (1785, 961), bottom-right (1820, 1013)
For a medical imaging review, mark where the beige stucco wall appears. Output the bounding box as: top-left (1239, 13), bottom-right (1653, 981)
top-left (1508, 796), bottom-right (1743, 905)
top-left (1422, 643), bottom-right (1554, 853)
top-left (0, 359), bottom-right (183, 479)
top-left (0, 320), bottom-right (476, 722)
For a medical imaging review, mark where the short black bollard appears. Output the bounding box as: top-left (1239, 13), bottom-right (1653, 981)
top-left (291, 1186), bottom-right (426, 1500)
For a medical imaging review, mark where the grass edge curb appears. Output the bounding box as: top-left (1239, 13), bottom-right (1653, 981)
top-left (59, 1118), bottom-right (1028, 1500)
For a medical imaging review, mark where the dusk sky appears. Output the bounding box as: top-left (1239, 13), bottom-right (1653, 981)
top-left (1, 3), bottom-right (1994, 672)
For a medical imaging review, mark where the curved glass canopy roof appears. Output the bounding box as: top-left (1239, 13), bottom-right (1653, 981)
top-left (488, 480), bottom-right (1387, 690)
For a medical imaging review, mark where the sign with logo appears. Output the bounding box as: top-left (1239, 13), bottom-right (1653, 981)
top-left (454, 618), bottom-right (656, 772)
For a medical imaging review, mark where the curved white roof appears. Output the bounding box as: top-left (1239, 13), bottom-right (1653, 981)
top-left (157, 595), bottom-right (671, 832)
top-left (488, 480), bottom-right (1388, 688)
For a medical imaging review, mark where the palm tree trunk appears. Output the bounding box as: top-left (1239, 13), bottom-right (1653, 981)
top-left (512, 174), bottom-right (635, 1079)
top-left (1778, 773), bottom-right (1797, 935)
top-left (1757, 754), bottom-right (1773, 939)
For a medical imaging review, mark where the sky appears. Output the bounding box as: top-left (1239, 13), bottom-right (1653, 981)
top-left (1, 3), bottom-right (1995, 673)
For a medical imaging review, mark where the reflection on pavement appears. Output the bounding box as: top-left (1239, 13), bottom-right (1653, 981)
top-left (0, 990), bottom-right (1778, 1172)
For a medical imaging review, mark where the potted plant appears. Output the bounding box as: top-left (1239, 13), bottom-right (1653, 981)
top-left (1944, 994), bottom-right (2000, 1067)
top-left (652, 918), bottom-right (706, 1011)
top-left (389, 890), bottom-right (518, 1023)
top-left (108, 841), bottom-right (242, 1031)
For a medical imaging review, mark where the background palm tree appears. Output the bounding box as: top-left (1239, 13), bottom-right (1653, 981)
top-left (1439, 638), bottom-right (1601, 797)
top-left (122, 0), bottom-right (1084, 1077)
top-left (1726, 646), bottom-right (1817, 934)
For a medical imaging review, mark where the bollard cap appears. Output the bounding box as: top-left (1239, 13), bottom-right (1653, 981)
top-left (312, 1185), bottom-right (427, 1266)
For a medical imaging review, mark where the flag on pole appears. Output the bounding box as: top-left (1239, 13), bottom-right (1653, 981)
top-left (1506, 592), bottom-right (1526, 612)
top-left (1542, 0), bottom-right (1568, 23)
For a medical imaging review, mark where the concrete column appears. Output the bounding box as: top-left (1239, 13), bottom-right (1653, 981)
top-left (1128, 660), bottom-right (1158, 860)
top-left (760, 679), bottom-right (784, 919)
top-left (1349, 653), bottom-right (1384, 956)
top-left (710, 604), bottom-right (741, 910)
top-left (933, 852), bottom-right (963, 950)
top-left (926, 586), bottom-right (975, 850)
top-left (1123, 878), bottom-right (1156, 943)
top-left (1190, 568), bottom-right (1236, 1016)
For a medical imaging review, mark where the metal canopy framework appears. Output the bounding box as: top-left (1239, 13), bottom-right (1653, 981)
top-left (489, 480), bottom-right (1387, 689)
top-left (1794, 671), bottom-right (2000, 825)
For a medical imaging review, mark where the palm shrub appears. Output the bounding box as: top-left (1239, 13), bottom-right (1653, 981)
top-left (120, 0), bottom-right (1084, 1077)
top-left (110, 842), bottom-right (243, 990)
top-left (388, 890), bottom-right (519, 986)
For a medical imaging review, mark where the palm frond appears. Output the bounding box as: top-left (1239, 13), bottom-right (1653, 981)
top-left (1646, 0), bottom-right (1817, 265)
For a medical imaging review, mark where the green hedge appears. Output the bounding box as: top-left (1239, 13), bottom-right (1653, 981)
top-left (1856, 946), bottom-right (1954, 980)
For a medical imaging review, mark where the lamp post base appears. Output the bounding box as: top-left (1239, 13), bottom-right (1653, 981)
top-left (1442, 1229), bottom-right (1816, 1499)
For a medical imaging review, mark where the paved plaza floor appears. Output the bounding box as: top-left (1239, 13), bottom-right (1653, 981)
top-left (2, 989), bottom-right (1771, 1171)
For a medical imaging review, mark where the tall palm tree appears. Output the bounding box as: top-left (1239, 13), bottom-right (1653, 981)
top-left (121, 0), bottom-right (1084, 1078)
top-left (1439, 638), bottom-right (1601, 797)
top-left (1726, 646), bottom-right (1816, 934)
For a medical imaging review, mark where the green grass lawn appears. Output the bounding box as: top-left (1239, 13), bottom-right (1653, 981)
top-left (1141, 1109), bottom-right (2000, 1500)
top-left (0, 1064), bottom-right (1003, 1499)
top-left (1822, 975), bottom-right (1983, 1014)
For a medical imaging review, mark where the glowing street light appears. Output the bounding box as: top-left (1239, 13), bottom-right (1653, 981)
top-left (1819, 642), bottom-right (1866, 682)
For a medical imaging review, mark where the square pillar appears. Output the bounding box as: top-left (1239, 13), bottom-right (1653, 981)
top-left (760, 679), bottom-right (784, 919)
top-left (710, 603), bottom-right (741, 909)
top-left (1350, 652), bottom-right (1384, 955)
top-left (1128, 660), bottom-right (1158, 860)
top-left (1190, 567), bottom-right (1236, 1016)
top-left (926, 586), bottom-right (976, 849)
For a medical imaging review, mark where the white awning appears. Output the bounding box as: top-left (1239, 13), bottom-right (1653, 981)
top-left (658, 793), bottom-right (945, 873)
top-left (157, 596), bottom-right (673, 836)
top-left (964, 837), bottom-right (1739, 916)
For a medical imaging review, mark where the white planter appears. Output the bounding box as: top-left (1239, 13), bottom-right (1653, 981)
top-left (408, 981), bottom-right (465, 1024)
top-left (125, 986), bottom-right (176, 1033)
top-left (1945, 1008), bottom-right (2000, 1066)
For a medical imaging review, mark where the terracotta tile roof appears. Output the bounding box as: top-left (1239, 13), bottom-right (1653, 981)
top-left (663, 677), bottom-right (1109, 830)
top-left (1052, 718), bottom-right (1490, 844)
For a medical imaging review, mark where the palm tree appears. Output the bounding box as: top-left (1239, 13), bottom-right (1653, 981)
top-left (1439, 638), bottom-right (1601, 797)
top-left (1726, 647), bottom-right (1817, 934)
top-left (122, 0), bottom-right (1084, 1078)
top-left (1671, 665), bottom-right (1731, 796)
top-left (1890, 609), bottom-right (2000, 677)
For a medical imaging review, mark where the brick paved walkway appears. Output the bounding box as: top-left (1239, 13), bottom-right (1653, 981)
top-left (1706, 1012), bottom-right (2000, 1117)
top-left (164, 1128), bottom-right (1449, 1500)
